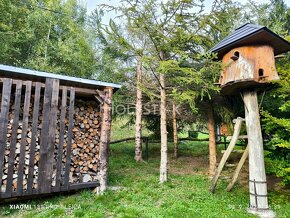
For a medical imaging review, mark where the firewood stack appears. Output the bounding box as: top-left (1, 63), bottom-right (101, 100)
top-left (1, 92), bottom-right (101, 193)
top-left (70, 99), bottom-right (101, 183)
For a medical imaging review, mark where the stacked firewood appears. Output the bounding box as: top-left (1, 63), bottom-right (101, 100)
top-left (1, 94), bottom-right (101, 192)
top-left (70, 99), bottom-right (101, 183)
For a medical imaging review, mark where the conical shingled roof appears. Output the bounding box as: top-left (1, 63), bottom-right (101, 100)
top-left (209, 23), bottom-right (290, 60)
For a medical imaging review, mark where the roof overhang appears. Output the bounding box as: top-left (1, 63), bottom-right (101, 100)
top-left (0, 64), bottom-right (121, 91)
top-left (209, 23), bottom-right (290, 60)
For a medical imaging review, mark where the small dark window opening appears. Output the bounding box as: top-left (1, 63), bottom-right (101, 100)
top-left (231, 51), bottom-right (240, 61)
top-left (259, 68), bottom-right (264, 77)
top-left (234, 51), bottom-right (240, 58)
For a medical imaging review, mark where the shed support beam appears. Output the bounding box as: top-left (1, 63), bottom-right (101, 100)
top-left (96, 87), bottom-right (113, 194)
top-left (243, 90), bottom-right (275, 218)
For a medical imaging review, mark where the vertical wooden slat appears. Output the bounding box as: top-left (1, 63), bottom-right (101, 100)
top-left (55, 87), bottom-right (67, 191)
top-left (38, 78), bottom-right (53, 194)
top-left (0, 79), bottom-right (12, 195)
top-left (5, 80), bottom-right (22, 196)
top-left (17, 81), bottom-right (32, 195)
top-left (64, 87), bottom-right (75, 189)
top-left (46, 79), bottom-right (60, 190)
top-left (26, 82), bottom-right (41, 194)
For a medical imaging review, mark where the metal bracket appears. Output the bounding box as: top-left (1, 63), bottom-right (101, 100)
top-left (249, 179), bottom-right (268, 209)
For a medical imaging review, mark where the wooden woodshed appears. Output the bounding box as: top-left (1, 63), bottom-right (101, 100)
top-left (0, 64), bottom-right (121, 200)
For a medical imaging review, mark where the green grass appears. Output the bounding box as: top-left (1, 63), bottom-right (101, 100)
top-left (1, 119), bottom-right (290, 218)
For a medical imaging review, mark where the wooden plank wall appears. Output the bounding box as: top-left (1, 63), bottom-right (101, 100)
top-left (5, 80), bottom-right (22, 197)
top-left (26, 82), bottom-right (41, 195)
top-left (0, 79), bottom-right (12, 198)
top-left (0, 77), bottom-right (97, 200)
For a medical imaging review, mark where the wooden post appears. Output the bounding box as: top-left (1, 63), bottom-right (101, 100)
top-left (243, 90), bottom-right (275, 217)
top-left (172, 102), bottom-right (178, 158)
top-left (97, 87), bottom-right (113, 194)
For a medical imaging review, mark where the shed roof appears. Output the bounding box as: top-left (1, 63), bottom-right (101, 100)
top-left (0, 64), bottom-right (121, 90)
top-left (209, 23), bottom-right (290, 60)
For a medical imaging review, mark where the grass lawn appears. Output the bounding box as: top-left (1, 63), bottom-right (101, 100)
top-left (1, 119), bottom-right (290, 217)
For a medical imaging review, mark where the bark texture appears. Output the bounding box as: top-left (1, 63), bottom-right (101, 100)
top-left (172, 102), bottom-right (178, 158)
top-left (207, 106), bottom-right (217, 176)
top-left (98, 87), bottom-right (113, 194)
top-left (159, 73), bottom-right (168, 183)
top-left (135, 58), bottom-right (143, 162)
top-left (243, 90), bottom-right (269, 210)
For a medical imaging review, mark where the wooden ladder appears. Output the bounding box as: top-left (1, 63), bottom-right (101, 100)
top-left (209, 117), bottom-right (249, 193)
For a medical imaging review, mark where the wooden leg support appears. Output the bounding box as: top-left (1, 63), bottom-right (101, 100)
top-left (209, 117), bottom-right (244, 193)
top-left (226, 145), bottom-right (249, 192)
top-left (243, 90), bottom-right (275, 217)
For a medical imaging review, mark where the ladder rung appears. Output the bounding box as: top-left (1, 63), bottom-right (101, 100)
top-left (227, 135), bottom-right (248, 140)
top-left (225, 164), bottom-right (237, 167)
top-left (221, 149), bottom-right (245, 154)
top-left (219, 176), bottom-right (231, 180)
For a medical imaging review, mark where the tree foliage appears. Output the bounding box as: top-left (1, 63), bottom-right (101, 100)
top-left (0, 0), bottom-right (96, 77)
top-left (1, 0), bottom-right (290, 186)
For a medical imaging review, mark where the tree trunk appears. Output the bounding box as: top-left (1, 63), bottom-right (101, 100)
top-left (207, 105), bottom-right (217, 176)
top-left (44, 19), bottom-right (52, 61)
top-left (159, 72), bottom-right (168, 183)
top-left (243, 91), bottom-right (272, 215)
top-left (135, 57), bottom-right (143, 162)
top-left (172, 101), bottom-right (178, 158)
top-left (97, 87), bottom-right (113, 194)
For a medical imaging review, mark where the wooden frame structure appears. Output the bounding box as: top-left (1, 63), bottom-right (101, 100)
top-left (0, 64), bottom-right (120, 201)
top-left (209, 23), bottom-right (290, 217)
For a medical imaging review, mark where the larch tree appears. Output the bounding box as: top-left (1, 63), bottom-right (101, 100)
top-left (191, 0), bottom-right (246, 176)
top-left (172, 101), bottom-right (178, 158)
top-left (89, 10), bottom-right (150, 162)
top-left (135, 56), bottom-right (143, 162)
top-left (116, 0), bottom-right (209, 183)
top-left (95, 0), bottom-right (235, 178)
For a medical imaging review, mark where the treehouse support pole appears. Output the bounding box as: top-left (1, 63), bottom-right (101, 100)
top-left (243, 90), bottom-right (275, 218)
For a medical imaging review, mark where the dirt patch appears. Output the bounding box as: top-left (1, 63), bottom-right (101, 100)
top-left (169, 156), bottom-right (208, 175)
top-left (168, 154), bottom-right (290, 194)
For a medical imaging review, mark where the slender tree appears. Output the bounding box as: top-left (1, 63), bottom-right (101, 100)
top-left (135, 56), bottom-right (143, 161)
top-left (172, 101), bottom-right (178, 158)
top-left (89, 10), bottom-right (150, 162)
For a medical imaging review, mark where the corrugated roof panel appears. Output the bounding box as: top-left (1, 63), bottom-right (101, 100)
top-left (0, 64), bottom-right (121, 89)
top-left (209, 24), bottom-right (263, 52)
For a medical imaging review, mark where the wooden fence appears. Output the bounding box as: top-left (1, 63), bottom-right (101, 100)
top-left (110, 133), bottom-right (231, 161)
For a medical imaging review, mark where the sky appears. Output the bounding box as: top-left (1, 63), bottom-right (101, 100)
top-left (82, 0), bottom-right (290, 23)
top-left (84, 0), bottom-right (274, 14)
top-left (84, 0), bottom-right (119, 15)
